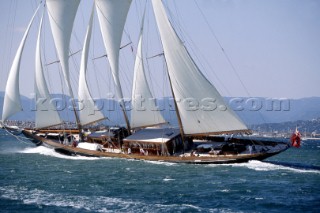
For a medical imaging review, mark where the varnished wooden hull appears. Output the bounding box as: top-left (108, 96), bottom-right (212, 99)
top-left (22, 130), bottom-right (289, 164)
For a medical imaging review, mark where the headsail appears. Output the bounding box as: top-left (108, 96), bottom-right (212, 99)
top-left (152, 0), bottom-right (249, 135)
top-left (95, 0), bottom-right (132, 129)
top-left (46, 0), bottom-right (80, 101)
top-left (131, 11), bottom-right (166, 129)
top-left (2, 5), bottom-right (41, 122)
top-left (35, 10), bottom-right (63, 129)
top-left (78, 6), bottom-right (106, 126)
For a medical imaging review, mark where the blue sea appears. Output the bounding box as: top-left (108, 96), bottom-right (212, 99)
top-left (0, 129), bottom-right (319, 213)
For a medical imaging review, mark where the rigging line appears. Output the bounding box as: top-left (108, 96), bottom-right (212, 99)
top-left (162, 58), bottom-right (173, 124)
top-left (42, 8), bottom-right (53, 93)
top-left (145, 54), bottom-right (165, 99)
top-left (193, 1), bottom-right (268, 130)
top-left (193, 0), bottom-right (251, 97)
top-left (165, 1), bottom-right (232, 97)
top-left (147, 52), bottom-right (164, 59)
top-left (3, 128), bottom-right (33, 145)
top-left (2, 0), bottom-right (17, 82)
top-left (94, 2), bottom-right (131, 43)
top-left (119, 51), bottom-right (133, 97)
top-left (45, 50), bottom-right (82, 66)
top-left (181, 32), bottom-right (232, 96)
top-left (145, 59), bottom-right (157, 99)
top-left (69, 50), bottom-right (80, 99)
top-left (120, 42), bottom-right (132, 50)
top-left (92, 54), bottom-right (107, 60)
top-left (92, 42), bottom-right (132, 61)
top-left (171, 0), bottom-right (185, 42)
top-left (90, 34), bottom-right (104, 107)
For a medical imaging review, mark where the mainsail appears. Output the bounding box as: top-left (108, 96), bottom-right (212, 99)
top-left (95, 0), bottom-right (132, 129)
top-left (34, 10), bottom-right (63, 129)
top-left (1, 5), bottom-right (40, 122)
top-left (152, 0), bottom-right (249, 135)
top-left (78, 6), bottom-right (106, 126)
top-left (46, 0), bottom-right (80, 102)
top-left (130, 12), bottom-right (166, 129)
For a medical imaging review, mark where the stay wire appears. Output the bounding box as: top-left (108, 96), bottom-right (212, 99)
top-left (193, 0), bottom-right (251, 97)
top-left (193, 0), bottom-right (268, 129)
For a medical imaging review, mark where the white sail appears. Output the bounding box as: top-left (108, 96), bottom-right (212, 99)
top-left (46, 0), bottom-right (80, 100)
top-left (78, 6), bottom-right (105, 126)
top-left (152, 0), bottom-right (248, 135)
top-left (95, 0), bottom-right (132, 104)
top-left (34, 11), bottom-right (63, 129)
top-left (1, 5), bottom-right (40, 122)
top-left (130, 14), bottom-right (166, 129)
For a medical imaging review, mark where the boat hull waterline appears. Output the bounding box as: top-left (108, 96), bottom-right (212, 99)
top-left (22, 130), bottom-right (289, 164)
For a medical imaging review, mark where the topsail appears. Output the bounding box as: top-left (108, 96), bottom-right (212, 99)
top-left (46, 0), bottom-right (80, 100)
top-left (95, 0), bottom-right (132, 102)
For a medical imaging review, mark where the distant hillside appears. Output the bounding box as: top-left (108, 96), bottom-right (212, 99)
top-left (225, 97), bottom-right (320, 124)
top-left (1, 92), bottom-right (320, 126)
top-left (250, 118), bottom-right (320, 136)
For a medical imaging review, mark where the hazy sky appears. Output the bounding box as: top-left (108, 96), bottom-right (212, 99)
top-left (0, 0), bottom-right (319, 100)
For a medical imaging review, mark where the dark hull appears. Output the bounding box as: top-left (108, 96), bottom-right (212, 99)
top-left (22, 130), bottom-right (289, 164)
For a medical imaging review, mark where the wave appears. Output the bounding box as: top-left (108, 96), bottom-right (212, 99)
top-left (18, 146), bottom-right (100, 161)
top-left (208, 160), bottom-right (320, 174)
top-left (0, 185), bottom-right (217, 213)
top-left (143, 160), bottom-right (177, 166)
top-left (0, 185), bottom-right (139, 212)
top-left (235, 160), bottom-right (320, 174)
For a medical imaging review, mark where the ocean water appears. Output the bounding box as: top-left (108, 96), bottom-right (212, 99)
top-left (0, 129), bottom-right (319, 213)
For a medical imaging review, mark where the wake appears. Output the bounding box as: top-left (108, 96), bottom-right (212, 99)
top-left (19, 146), bottom-right (100, 161)
top-left (233, 160), bottom-right (320, 174)
top-left (207, 160), bottom-right (320, 174)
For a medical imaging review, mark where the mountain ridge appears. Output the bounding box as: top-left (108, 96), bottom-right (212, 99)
top-left (1, 92), bottom-right (319, 125)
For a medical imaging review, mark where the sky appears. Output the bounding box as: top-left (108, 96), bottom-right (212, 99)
top-left (0, 0), bottom-right (319, 100)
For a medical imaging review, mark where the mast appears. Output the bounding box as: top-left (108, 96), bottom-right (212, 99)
top-left (163, 57), bottom-right (186, 153)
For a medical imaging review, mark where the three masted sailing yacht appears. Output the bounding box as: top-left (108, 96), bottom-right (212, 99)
top-left (1, 0), bottom-right (289, 164)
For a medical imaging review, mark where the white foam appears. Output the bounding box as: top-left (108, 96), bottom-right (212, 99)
top-left (143, 160), bottom-right (177, 166)
top-left (0, 184), bottom-right (238, 212)
top-left (206, 160), bottom-right (320, 174)
top-left (163, 176), bottom-right (175, 181)
top-left (224, 160), bottom-right (320, 174)
top-left (19, 146), bottom-right (100, 160)
top-left (0, 185), bottom-right (141, 212)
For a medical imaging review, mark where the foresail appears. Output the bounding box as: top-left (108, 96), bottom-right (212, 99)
top-left (2, 5), bottom-right (40, 122)
top-left (95, 0), bottom-right (132, 103)
top-left (46, 0), bottom-right (80, 99)
top-left (152, 0), bottom-right (248, 135)
top-left (35, 10), bottom-right (63, 129)
top-left (78, 6), bottom-right (105, 126)
top-left (131, 13), bottom-right (166, 129)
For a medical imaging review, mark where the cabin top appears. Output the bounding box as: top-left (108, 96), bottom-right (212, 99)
top-left (89, 131), bottom-right (115, 138)
top-left (123, 128), bottom-right (180, 143)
